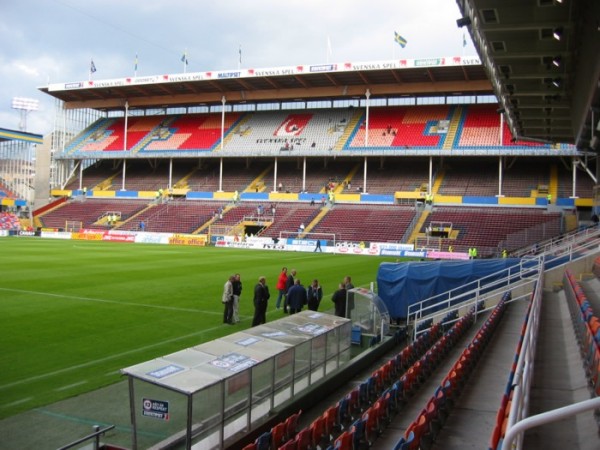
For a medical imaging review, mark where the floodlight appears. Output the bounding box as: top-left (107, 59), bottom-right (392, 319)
top-left (552, 56), bottom-right (562, 67)
top-left (11, 97), bottom-right (39, 111)
top-left (11, 97), bottom-right (39, 132)
top-left (551, 78), bottom-right (562, 88)
top-left (552, 27), bottom-right (563, 40)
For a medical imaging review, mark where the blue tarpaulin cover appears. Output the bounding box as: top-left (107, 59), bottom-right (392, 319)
top-left (377, 259), bottom-right (522, 319)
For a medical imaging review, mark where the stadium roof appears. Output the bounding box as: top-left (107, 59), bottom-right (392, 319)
top-left (458, 0), bottom-right (600, 150)
top-left (0, 128), bottom-right (43, 145)
top-left (38, 57), bottom-right (491, 112)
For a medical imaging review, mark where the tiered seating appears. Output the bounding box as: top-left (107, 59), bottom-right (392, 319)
top-left (116, 160), bottom-right (170, 191)
top-left (123, 201), bottom-right (225, 233)
top-left (458, 104), bottom-right (548, 149)
top-left (0, 212), bottom-right (20, 230)
top-left (224, 109), bottom-right (355, 153)
top-left (143, 113), bottom-right (241, 151)
top-left (39, 199), bottom-right (148, 229)
top-left (357, 161), bottom-right (428, 194)
top-left (259, 204), bottom-right (321, 239)
top-left (241, 410), bottom-right (302, 450)
top-left (281, 309), bottom-right (476, 450)
top-left (556, 165), bottom-right (595, 199)
top-left (394, 294), bottom-right (509, 449)
top-left (310, 205), bottom-right (415, 243)
top-left (80, 117), bottom-right (161, 152)
top-left (489, 292), bottom-right (534, 450)
top-left (501, 158), bottom-right (550, 197)
top-left (180, 160), bottom-right (270, 193)
top-left (422, 207), bottom-right (562, 255)
top-left (563, 270), bottom-right (600, 396)
top-left (218, 202), bottom-right (266, 226)
top-left (348, 106), bottom-right (450, 148)
top-left (64, 161), bottom-right (119, 191)
top-left (438, 159), bottom-right (499, 196)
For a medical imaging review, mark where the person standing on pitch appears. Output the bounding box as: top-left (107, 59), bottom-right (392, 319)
top-left (344, 275), bottom-right (355, 316)
top-left (307, 279), bottom-right (323, 311)
top-left (332, 283), bottom-right (348, 317)
top-left (275, 267), bottom-right (288, 310)
top-left (287, 279), bottom-right (306, 314)
top-left (252, 276), bottom-right (270, 326)
top-left (222, 275), bottom-right (235, 325)
top-left (232, 273), bottom-right (242, 323)
top-left (283, 269), bottom-right (297, 313)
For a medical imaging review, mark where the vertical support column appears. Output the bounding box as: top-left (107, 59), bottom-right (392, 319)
top-left (363, 156), bottom-right (367, 194)
top-left (168, 158), bottom-right (173, 191)
top-left (220, 96), bottom-right (226, 151)
top-left (218, 157), bottom-right (223, 192)
top-left (571, 157), bottom-right (577, 199)
top-left (127, 377), bottom-right (138, 450)
top-left (302, 157), bottom-right (307, 193)
top-left (365, 89), bottom-right (371, 147)
top-left (428, 156), bottom-right (433, 196)
top-left (124, 101), bottom-right (129, 152)
top-left (273, 157), bottom-right (278, 192)
top-left (121, 160), bottom-right (127, 191)
top-left (498, 156), bottom-right (504, 197)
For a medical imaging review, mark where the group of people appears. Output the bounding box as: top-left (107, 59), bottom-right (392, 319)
top-left (274, 267), bottom-right (354, 318)
top-left (223, 268), bottom-right (356, 328)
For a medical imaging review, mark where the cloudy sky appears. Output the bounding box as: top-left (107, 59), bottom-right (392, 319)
top-left (0, 0), bottom-right (474, 135)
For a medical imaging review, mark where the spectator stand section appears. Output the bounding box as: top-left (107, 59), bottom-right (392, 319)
top-left (120, 311), bottom-right (351, 450)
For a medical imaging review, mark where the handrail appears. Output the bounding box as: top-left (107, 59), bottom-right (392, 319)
top-left (504, 268), bottom-right (544, 449)
top-left (407, 257), bottom-right (539, 321)
top-left (408, 257), bottom-right (543, 340)
top-left (502, 397), bottom-right (600, 450)
top-left (56, 424), bottom-right (115, 450)
top-left (408, 225), bottom-right (600, 332)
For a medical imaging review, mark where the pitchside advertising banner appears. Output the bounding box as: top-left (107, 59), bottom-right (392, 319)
top-left (5, 230), bottom-right (467, 259)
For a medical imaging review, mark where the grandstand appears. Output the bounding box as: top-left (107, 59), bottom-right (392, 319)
top-left (1, 0), bottom-right (599, 449)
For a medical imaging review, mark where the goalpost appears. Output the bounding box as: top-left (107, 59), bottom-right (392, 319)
top-left (279, 230), bottom-right (337, 246)
top-left (65, 220), bottom-right (82, 232)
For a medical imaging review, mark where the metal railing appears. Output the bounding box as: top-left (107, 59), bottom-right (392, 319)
top-left (406, 224), bottom-right (600, 449)
top-left (57, 425), bottom-right (115, 450)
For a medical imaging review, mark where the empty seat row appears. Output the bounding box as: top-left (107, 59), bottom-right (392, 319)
top-left (395, 292), bottom-right (510, 449)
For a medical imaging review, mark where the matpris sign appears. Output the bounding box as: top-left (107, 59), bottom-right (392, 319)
top-left (142, 398), bottom-right (169, 421)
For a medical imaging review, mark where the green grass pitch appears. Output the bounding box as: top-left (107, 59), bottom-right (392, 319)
top-left (0, 238), bottom-right (399, 419)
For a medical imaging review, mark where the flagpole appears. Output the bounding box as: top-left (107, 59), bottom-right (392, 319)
top-left (134, 54), bottom-right (138, 77)
top-left (238, 44), bottom-right (242, 70)
top-left (89, 58), bottom-right (95, 81)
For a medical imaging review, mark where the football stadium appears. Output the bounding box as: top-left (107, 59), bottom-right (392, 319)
top-left (1, 1), bottom-right (600, 449)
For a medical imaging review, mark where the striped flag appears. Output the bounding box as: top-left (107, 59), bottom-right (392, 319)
top-left (394, 32), bottom-right (407, 48)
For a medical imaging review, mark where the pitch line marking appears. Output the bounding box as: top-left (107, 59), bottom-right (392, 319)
top-left (0, 287), bottom-right (220, 315)
top-left (54, 380), bottom-right (89, 392)
top-left (0, 323), bottom-right (234, 391)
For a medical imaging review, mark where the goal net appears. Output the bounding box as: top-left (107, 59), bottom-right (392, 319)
top-left (65, 220), bottom-right (82, 232)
